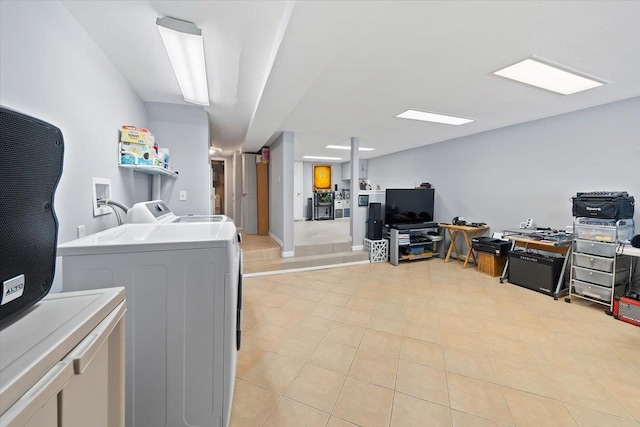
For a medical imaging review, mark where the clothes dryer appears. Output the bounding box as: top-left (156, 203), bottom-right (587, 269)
top-left (57, 222), bottom-right (241, 427)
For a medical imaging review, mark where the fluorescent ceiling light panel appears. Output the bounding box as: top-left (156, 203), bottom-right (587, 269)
top-left (493, 57), bottom-right (605, 95)
top-left (325, 145), bottom-right (375, 152)
top-left (302, 156), bottom-right (343, 161)
top-left (157, 16), bottom-right (210, 106)
top-left (395, 110), bottom-right (474, 125)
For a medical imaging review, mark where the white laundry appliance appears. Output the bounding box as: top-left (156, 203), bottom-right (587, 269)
top-left (57, 222), bottom-right (242, 427)
top-left (127, 200), bottom-right (231, 224)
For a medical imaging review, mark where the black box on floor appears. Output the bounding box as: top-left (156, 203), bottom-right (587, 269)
top-left (508, 251), bottom-right (564, 296)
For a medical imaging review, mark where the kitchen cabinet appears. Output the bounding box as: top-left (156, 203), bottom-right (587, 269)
top-left (0, 288), bottom-right (126, 427)
top-left (341, 160), bottom-right (368, 180)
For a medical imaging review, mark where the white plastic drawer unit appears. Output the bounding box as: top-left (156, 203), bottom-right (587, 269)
top-left (572, 266), bottom-right (614, 288)
top-left (572, 253), bottom-right (615, 273)
top-left (572, 280), bottom-right (610, 301)
top-left (572, 280), bottom-right (625, 302)
top-left (0, 288), bottom-right (125, 427)
top-left (574, 218), bottom-right (635, 242)
top-left (573, 239), bottom-right (616, 258)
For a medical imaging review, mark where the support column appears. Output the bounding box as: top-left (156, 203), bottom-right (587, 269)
top-left (350, 137), bottom-right (366, 251)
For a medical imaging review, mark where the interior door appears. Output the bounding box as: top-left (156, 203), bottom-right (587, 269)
top-left (211, 160), bottom-right (225, 215)
top-left (293, 161), bottom-right (303, 221)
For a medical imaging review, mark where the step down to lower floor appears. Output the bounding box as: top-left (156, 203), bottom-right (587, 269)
top-left (244, 249), bottom-right (369, 274)
top-left (294, 241), bottom-right (352, 257)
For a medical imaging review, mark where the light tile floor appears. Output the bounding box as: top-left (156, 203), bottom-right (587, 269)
top-left (295, 218), bottom-right (350, 245)
top-left (231, 259), bottom-right (640, 427)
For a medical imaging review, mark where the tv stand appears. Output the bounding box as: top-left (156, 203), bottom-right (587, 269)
top-left (388, 223), bottom-right (442, 266)
top-left (390, 221), bottom-right (438, 230)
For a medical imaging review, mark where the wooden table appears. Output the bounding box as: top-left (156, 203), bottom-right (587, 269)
top-left (439, 223), bottom-right (489, 268)
top-left (499, 230), bottom-right (573, 299)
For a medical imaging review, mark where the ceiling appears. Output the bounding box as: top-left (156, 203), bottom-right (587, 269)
top-left (63, 1), bottom-right (640, 162)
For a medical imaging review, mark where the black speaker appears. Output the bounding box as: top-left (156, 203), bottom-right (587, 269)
top-left (0, 107), bottom-right (64, 325)
top-left (368, 202), bottom-right (382, 220)
top-left (367, 219), bottom-right (383, 240)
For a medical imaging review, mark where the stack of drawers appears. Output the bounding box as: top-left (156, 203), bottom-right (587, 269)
top-left (570, 218), bottom-right (634, 307)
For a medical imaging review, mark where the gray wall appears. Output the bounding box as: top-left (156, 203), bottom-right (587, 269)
top-left (146, 102), bottom-right (210, 216)
top-left (0, 0), bottom-right (150, 244)
top-left (269, 131), bottom-right (295, 254)
top-left (368, 97), bottom-right (640, 236)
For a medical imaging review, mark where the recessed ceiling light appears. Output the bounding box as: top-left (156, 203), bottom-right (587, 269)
top-left (395, 110), bottom-right (474, 125)
top-left (325, 145), bottom-right (375, 152)
top-left (157, 16), bottom-right (210, 106)
top-left (493, 57), bottom-right (606, 95)
top-left (303, 156), bottom-right (343, 161)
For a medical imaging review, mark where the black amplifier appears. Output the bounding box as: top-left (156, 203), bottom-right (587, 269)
top-left (472, 237), bottom-right (511, 257)
top-left (508, 251), bottom-right (565, 296)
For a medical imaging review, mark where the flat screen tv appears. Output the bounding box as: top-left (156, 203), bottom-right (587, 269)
top-left (385, 188), bottom-right (434, 226)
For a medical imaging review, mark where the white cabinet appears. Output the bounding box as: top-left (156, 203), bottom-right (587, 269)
top-left (341, 160), bottom-right (368, 180)
top-left (0, 288), bottom-right (126, 427)
top-left (341, 162), bottom-right (350, 180)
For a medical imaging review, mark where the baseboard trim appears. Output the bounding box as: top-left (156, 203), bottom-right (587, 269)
top-left (352, 245), bottom-right (364, 251)
top-left (244, 260), bottom-right (370, 278)
top-left (268, 232), bottom-right (284, 247)
top-left (281, 251), bottom-right (295, 258)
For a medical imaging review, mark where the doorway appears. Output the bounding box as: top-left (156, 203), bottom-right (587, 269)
top-left (211, 160), bottom-right (225, 215)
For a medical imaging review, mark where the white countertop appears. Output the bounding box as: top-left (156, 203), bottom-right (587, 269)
top-left (621, 244), bottom-right (640, 258)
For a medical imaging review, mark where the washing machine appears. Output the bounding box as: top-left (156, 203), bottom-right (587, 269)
top-left (57, 222), bottom-right (242, 427)
top-left (128, 200), bottom-right (231, 224)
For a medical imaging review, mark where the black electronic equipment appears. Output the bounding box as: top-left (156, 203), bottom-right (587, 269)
top-left (385, 188), bottom-right (434, 227)
top-left (572, 191), bottom-right (634, 220)
top-left (472, 237), bottom-right (511, 257)
top-left (508, 250), bottom-right (565, 297)
top-left (452, 216), bottom-right (466, 226)
top-left (631, 235), bottom-right (640, 248)
top-left (1, 107), bottom-right (64, 325)
top-left (368, 202), bottom-right (382, 220)
top-left (367, 219), bottom-right (383, 240)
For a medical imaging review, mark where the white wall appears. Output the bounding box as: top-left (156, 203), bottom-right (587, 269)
top-left (269, 131), bottom-right (295, 254)
top-left (367, 97), bottom-right (640, 234)
top-left (146, 102), bottom-right (210, 215)
top-left (0, 0), bottom-right (151, 244)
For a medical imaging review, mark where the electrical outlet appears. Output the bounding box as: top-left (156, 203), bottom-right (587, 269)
top-left (77, 225), bottom-right (86, 239)
top-left (179, 190), bottom-right (187, 201)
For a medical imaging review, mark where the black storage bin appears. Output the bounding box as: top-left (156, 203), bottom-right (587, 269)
top-left (572, 192), bottom-right (634, 220)
top-left (508, 251), bottom-right (564, 296)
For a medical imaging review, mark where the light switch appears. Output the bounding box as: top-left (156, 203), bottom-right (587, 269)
top-left (179, 191), bottom-right (187, 201)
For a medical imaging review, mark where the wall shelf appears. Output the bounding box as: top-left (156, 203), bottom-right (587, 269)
top-left (119, 164), bottom-right (178, 177)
